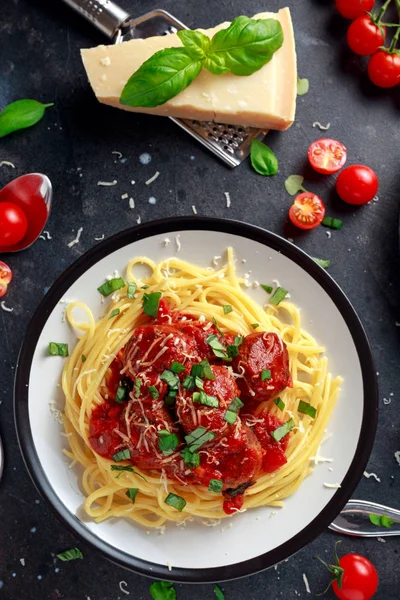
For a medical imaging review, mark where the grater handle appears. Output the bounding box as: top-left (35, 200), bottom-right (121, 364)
top-left (61, 0), bottom-right (131, 39)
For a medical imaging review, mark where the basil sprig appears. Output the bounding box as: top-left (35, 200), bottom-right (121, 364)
top-left (0, 99), bottom-right (54, 139)
top-left (120, 16), bottom-right (284, 108)
top-left (250, 139), bottom-right (278, 176)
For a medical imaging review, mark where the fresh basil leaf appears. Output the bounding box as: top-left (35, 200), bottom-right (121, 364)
top-left (0, 99), bottom-right (53, 139)
top-left (285, 174), bottom-right (306, 196)
top-left (214, 584), bottom-right (225, 600)
top-left (177, 30), bottom-right (210, 60)
top-left (149, 581), bottom-right (177, 600)
top-left (143, 291), bottom-right (162, 317)
top-left (48, 342), bottom-right (69, 357)
top-left (209, 16), bottom-right (284, 76)
top-left (120, 48), bottom-right (203, 108)
top-left (203, 53), bottom-right (230, 75)
top-left (126, 488), bottom-right (139, 503)
top-left (250, 139), bottom-right (278, 176)
top-left (297, 76), bottom-right (309, 96)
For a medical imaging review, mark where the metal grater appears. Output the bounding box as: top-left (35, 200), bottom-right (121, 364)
top-left (62, 0), bottom-right (267, 167)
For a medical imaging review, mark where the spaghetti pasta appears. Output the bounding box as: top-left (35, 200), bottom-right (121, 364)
top-left (61, 247), bottom-right (342, 527)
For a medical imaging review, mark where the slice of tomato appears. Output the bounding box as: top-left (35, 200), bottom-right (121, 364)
top-left (308, 139), bottom-right (347, 175)
top-left (288, 193), bottom-right (326, 231)
top-left (0, 260), bottom-right (12, 298)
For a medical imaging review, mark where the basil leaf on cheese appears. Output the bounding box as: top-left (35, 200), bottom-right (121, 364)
top-left (0, 99), bottom-right (54, 139)
top-left (250, 139), bottom-right (278, 176)
top-left (177, 30), bottom-right (210, 60)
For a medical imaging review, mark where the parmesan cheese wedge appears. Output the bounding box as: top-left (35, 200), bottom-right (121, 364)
top-left (81, 8), bottom-right (297, 130)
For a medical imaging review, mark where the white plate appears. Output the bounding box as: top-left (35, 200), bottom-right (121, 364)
top-left (15, 217), bottom-right (378, 582)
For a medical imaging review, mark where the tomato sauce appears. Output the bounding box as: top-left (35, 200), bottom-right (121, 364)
top-left (88, 302), bottom-right (293, 514)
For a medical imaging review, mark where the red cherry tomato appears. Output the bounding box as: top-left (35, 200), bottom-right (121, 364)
top-left (0, 201), bottom-right (28, 247)
top-left (288, 193), bottom-right (325, 230)
top-left (336, 165), bottom-right (378, 205)
top-left (0, 260), bottom-right (12, 298)
top-left (347, 16), bottom-right (385, 56)
top-left (332, 554), bottom-right (378, 600)
top-left (368, 50), bottom-right (400, 88)
top-left (308, 139), bottom-right (347, 175)
top-left (335, 0), bottom-right (374, 19)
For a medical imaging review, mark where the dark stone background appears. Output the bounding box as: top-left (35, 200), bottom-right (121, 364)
top-left (0, 0), bottom-right (399, 598)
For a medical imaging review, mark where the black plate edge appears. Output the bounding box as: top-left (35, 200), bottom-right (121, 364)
top-left (14, 216), bottom-right (378, 583)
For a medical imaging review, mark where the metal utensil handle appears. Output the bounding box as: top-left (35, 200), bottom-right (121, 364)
top-left (330, 499), bottom-right (400, 537)
top-left (61, 0), bottom-right (130, 39)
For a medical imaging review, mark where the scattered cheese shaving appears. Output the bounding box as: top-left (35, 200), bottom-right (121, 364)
top-left (377, 537), bottom-right (386, 543)
top-left (303, 573), bottom-right (311, 594)
top-left (0, 160), bottom-right (15, 168)
top-left (312, 122), bottom-right (331, 131)
top-left (363, 471), bottom-right (381, 482)
top-left (100, 56), bottom-right (111, 66)
top-left (68, 227), bottom-right (83, 248)
top-left (97, 180), bottom-right (117, 186)
top-left (119, 581), bottom-right (129, 595)
top-left (224, 191), bottom-right (231, 208)
top-left (94, 234), bottom-right (105, 241)
top-left (326, 231), bottom-right (332, 239)
top-left (163, 238), bottom-right (171, 247)
top-left (136, 216), bottom-right (141, 225)
top-left (394, 451), bottom-right (400, 466)
top-left (20, 558), bottom-right (25, 566)
top-left (167, 560), bottom-right (172, 571)
top-left (111, 151), bottom-right (122, 158)
top-left (121, 193), bottom-right (128, 199)
top-left (145, 171), bottom-right (160, 185)
top-left (0, 301), bottom-right (13, 312)
top-left (175, 235), bottom-right (181, 252)
top-left (42, 230), bottom-right (52, 240)
top-left (323, 482), bottom-right (341, 489)
top-left (129, 198), bottom-right (135, 209)
top-left (192, 204), bottom-right (197, 215)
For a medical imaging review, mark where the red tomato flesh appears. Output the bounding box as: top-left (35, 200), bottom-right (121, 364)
top-left (333, 554), bottom-right (378, 600)
top-left (0, 201), bottom-right (28, 247)
top-left (336, 165), bottom-right (378, 205)
top-left (335, 0), bottom-right (374, 19)
top-left (368, 50), bottom-right (400, 88)
top-left (0, 260), bottom-right (12, 298)
top-left (347, 16), bottom-right (385, 56)
top-left (289, 193), bottom-right (326, 230)
top-left (308, 139), bottom-right (347, 175)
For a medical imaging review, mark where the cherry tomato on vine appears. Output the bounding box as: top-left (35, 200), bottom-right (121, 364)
top-left (336, 165), bottom-right (378, 205)
top-left (308, 139), bottom-right (347, 175)
top-left (288, 192), bottom-right (325, 230)
top-left (335, 0), bottom-right (375, 20)
top-left (0, 261), bottom-right (12, 298)
top-left (332, 554), bottom-right (378, 600)
top-left (368, 50), bottom-right (400, 88)
top-left (347, 16), bottom-right (385, 56)
top-left (0, 201), bottom-right (28, 247)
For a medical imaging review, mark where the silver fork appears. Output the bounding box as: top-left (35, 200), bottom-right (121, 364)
top-left (329, 499), bottom-right (400, 537)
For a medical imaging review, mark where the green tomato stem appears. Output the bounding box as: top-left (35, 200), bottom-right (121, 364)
top-left (377, 0), bottom-right (393, 23)
top-left (389, 24), bottom-right (400, 52)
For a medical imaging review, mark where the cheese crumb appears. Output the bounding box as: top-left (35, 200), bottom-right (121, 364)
top-left (224, 191), bottom-right (231, 208)
top-left (118, 581), bottom-right (129, 594)
top-left (136, 216), bottom-right (141, 225)
top-left (303, 573), bottom-right (311, 594)
top-left (0, 160), bottom-right (16, 168)
top-left (192, 204), bottom-right (197, 215)
top-left (326, 231), bottom-right (332, 239)
top-left (312, 122), bottom-right (331, 131)
top-left (42, 230), bottom-right (52, 239)
top-left (121, 193), bottom-right (128, 199)
top-left (111, 151), bottom-right (122, 159)
top-left (394, 451), bottom-right (400, 466)
top-left (1, 301), bottom-right (13, 312)
top-left (175, 235), bottom-right (181, 252)
top-left (145, 171), bottom-right (160, 185)
top-left (68, 227), bottom-right (83, 248)
top-left (163, 238), bottom-right (171, 247)
top-left (323, 482), bottom-right (341, 489)
top-left (20, 558), bottom-right (25, 566)
top-left (100, 56), bottom-right (111, 66)
top-left (167, 560), bottom-right (172, 571)
top-left (94, 234), bottom-right (105, 241)
top-left (97, 179), bottom-right (117, 186)
top-left (363, 471), bottom-right (381, 482)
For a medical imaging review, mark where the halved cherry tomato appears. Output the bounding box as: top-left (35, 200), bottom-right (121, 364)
top-left (347, 16), bottom-right (385, 56)
top-left (336, 165), bottom-right (378, 205)
top-left (368, 50), bottom-right (400, 88)
top-left (332, 554), bottom-right (378, 600)
top-left (288, 193), bottom-right (326, 230)
top-left (308, 139), bottom-right (347, 175)
top-left (0, 201), bottom-right (28, 247)
top-left (0, 260), bottom-right (12, 298)
top-left (335, 0), bottom-right (374, 20)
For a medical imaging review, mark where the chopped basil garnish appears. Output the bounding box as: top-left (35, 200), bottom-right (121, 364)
top-left (115, 378), bottom-right (133, 403)
top-left (193, 390), bottom-right (219, 408)
top-left (97, 277), bottom-right (125, 297)
top-left (224, 410), bottom-right (237, 424)
top-left (48, 342), bottom-right (69, 357)
top-left (164, 492), bottom-right (186, 512)
top-left (143, 291), bottom-right (162, 317)
top-left (225, 481), bottom-right (253, 497)
top-left (191, 364), bottom-right (203, 378)
top-left (298, 400), bottom-right (317, 418)
top-left (224, 396), bottom-right (244, 424)
top-left (180, 447), bottom-right (200, 468)
top-left (227, 334), bottom-right (244, 359)
top-left (200, 359), bottom-right (215, 380)
top-left (134, 378), bottom-right (141, 398)
top-left (322, 216), bottom-right (343, 230)
top-left (126, 488), bottom-right (139, 503)
top-left (149, 581), bottom-right (176, 600)
top-left (127, 282), bottom-right (137, 299)
top-left (214, 584), bottom-right (225, 600)
top-left (110, 464), bottom-right (147, 481)
top-left (164, 391), bottom-right (177, 406)
top-left (148, 385), bottom-right (159, 400)
top-left (223, 305), bottom-right (233, 314)
top-left (182, 375), bottom-right (195, 390)
top-left (109, 308), bottom-right (120, 319)
top-left (185, 426), bottom-right (216, 452)
top-left (212, 317), bottom-right (225, 337)
top-left (113, 448), bottom-right (131, 462)
top-left (160, 370), bottom-right (180, 389)
top-left (158, 430), bottom-right (179, 456)
top-left (251, 323), bottom-right (259, 329)
top-left (269, 287), bottom-right (288, 306)
top-left (312, 257), bottom-right (331, 269)
top-left (194, 376), bottom-right (204, 390)
top-left (274, 397), bottom-right (285, 411)
top-left (369, 513), bottom-right (394, 528)
top-left (208, 479), bottom-right (223, 493)
top-left (57, 547), bottom-right (83, 562)
top-left (141, 285), bottom-right (149, 289)
top-left (170, 361), bottom-right (185, 374)
top-left (206, 334), bottom-right (228, 358)
top-left (261, 369), bottom-right (271, 381)
top-left (261, 284), bottom-right (273, 294)
top-left (270, 418), bottom-right (294, 442)
top-left (81, 354), bottom-right (87, 363)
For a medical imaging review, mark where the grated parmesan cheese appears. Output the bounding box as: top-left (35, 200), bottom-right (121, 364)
top-left (394, 451), bottom-right (400, 466)
top-left (0, 301), bottom-right (13, 312)
top-left (121, 193), bottom-right (128, 199)
top-left (167, 561), bottom-right (172, 571)
top-left (175, 235), bottom-right (181, 252)
top-left (0, 160), bottom-right (15, 168)
top-left (111, 151), bottom-right (122, 159)
top-left (68, 227), bottom-right (83, 248)
top-left (136, 215), bottom-right (141, 225)
top-left (94, 234), bottom-right (105, 241)
top-left (312, 122), bottom-right (331, 131)
top-left (97, 180), bottom-right (117, 186)
top-left (145, 171), bottom-right (160, 185)
top-left (303, 573), bottom-right (311, 594)
top-left (224, 191), bottom-right (231, 208)
top-left (118, 580), bottom-right (129, 594)
top-left (42, 230), bottom-right (52, 239)
top-left (129, 198), bottom-right (135, 209)
top-left (192, 204), bottom-right (197, 215)
top-left (163, 237), bottom-right (171, 247)
top-left (363, 471), bottom-right (381, 482)
top-left (323, 482), bottom-right (341, 489)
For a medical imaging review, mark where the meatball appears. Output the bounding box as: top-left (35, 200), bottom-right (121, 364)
top-left (177, 319), bottom-right (234, 362)
top-left (250, 410), bottom-right (290, 473)
top-left (233, 332), bottom-right (291, 403)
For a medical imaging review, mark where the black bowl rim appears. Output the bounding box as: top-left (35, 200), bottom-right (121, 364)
top-left (14, 216), bottom-right (378, 583)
